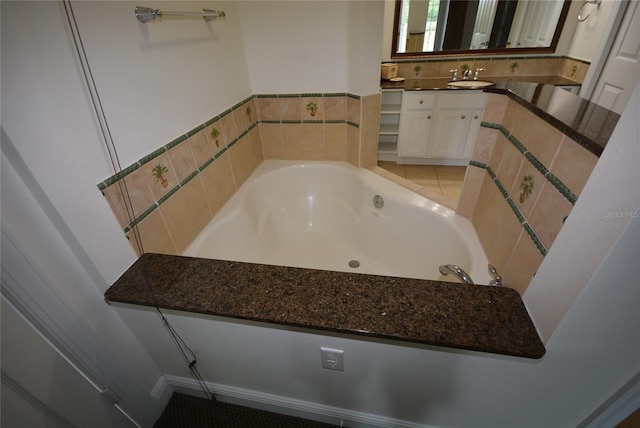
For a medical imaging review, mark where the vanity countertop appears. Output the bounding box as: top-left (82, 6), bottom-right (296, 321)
top-left (380, 75), bottom-right (619, 156)
top-left (105, 253), bottom-right (546, 359)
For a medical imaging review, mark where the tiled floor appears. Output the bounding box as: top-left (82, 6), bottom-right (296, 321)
top-left (377, 161), bottom-right (466, 202)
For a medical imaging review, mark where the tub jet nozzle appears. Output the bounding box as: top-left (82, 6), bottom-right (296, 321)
top-left (373, 194), bottom-right (384, 209)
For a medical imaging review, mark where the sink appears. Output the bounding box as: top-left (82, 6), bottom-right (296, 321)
top-left (447, 80), bottom-right (495, 89)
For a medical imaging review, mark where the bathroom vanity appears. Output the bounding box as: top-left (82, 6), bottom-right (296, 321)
top-left (378, 76), bottom-right (584, 163)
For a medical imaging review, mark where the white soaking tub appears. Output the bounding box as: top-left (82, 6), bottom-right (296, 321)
top-left (185, 160), bottom-right (491, 284)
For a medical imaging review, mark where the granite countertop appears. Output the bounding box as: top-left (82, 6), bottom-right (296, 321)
top-left (105, 253), bottom-right (546, 359)
top-left (380, 75), bottom-right (619, 156)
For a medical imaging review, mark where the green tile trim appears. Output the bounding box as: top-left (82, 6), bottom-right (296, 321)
top-left (101, 92), bottom-right (367, 232)
top-left (214, 146), bottom-right (228, 159)
top-left (524, 223), bottom-right (548, 256)
top-left (546, 172), bottom-right (577, 205)
top-left (180, 170), bottom-right (199, 187)
top-left (127, 203), bottom-right (158, 230)
top-left (469, 160), bottom-right (487, 169)
top-left (477, 164), bottom-right (547, 257)
top-left (480, 121), bottom-right (578, 207)
top-left (480, 121), bottom-right (501, 129)
top-left (299, 93), bottom-right (323, 97)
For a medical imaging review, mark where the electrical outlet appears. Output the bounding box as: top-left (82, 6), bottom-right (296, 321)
top-left (321, 347), bottom-right (344, 371)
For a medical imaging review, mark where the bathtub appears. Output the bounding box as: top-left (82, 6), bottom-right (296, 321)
top-left (185, 160), bottom-right (492, 284)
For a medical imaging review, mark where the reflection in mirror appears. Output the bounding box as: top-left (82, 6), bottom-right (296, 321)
top-left (393, 0), bottom-right (571, 57)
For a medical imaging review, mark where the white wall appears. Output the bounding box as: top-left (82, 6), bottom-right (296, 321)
top-left (238, 0), bottom-right (382, 95)
top-left (568, 0), bottom-right (617, 61)
top-left (2, 1), bottom-right (639, 427)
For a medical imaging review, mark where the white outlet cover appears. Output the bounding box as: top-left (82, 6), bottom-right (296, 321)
top-left (321, 347), bottom-right (344, 371)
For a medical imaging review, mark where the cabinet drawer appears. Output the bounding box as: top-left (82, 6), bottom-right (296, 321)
top-left (403, 92), bottom-right (437, 110)
top-left (437, 91), bottom-right (487, 109)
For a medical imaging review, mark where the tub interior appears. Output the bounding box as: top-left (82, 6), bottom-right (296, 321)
top-left (185, 160), bottom-right (491, 284)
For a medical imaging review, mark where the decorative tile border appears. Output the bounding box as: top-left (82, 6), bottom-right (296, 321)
top-left (98, 92), bottom-right (363, 232)
top-left (470, 160), bottom-right (548, 257)
top-left (481, 121), bottom-right (578, 205)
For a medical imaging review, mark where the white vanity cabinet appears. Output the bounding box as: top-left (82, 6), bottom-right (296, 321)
top-left (395, 90), bottom-right (486, 165)
top-left (428, 92), bottom-right (485, 161)
top-left (397, 92), bottom-right (437, 158)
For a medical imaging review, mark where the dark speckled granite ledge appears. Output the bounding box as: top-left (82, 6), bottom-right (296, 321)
top-left (487, 81), bottom-right (618, 156)
top-left (105, 253), bottom-right (545, 359)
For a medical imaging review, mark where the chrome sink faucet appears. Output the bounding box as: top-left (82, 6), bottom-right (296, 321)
top-left (463, 69), bottom-right (472, 80)
top-left (474, 67), bottom-right (486, 80)
top-left (439, 264), bottom-right (475, 285)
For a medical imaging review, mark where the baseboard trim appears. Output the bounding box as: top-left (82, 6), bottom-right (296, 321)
top-left (152, 375), bottom-right (431, 428)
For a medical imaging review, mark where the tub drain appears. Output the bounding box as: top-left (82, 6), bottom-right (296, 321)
top-left (348, 260), bottom-right (360, 268)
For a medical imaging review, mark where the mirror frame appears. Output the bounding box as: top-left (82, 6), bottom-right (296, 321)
top-left (391, 0), bottom-right (572, 58)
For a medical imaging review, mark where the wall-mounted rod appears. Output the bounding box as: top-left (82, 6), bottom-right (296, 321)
top-left (135, 6), bottom-right (225, 23)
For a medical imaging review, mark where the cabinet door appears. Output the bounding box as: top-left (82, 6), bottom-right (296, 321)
top-left (429, 109), bottom-right (471, 158)
top-left (398, 110), bottom-right (434, 158)
top-left (463, 109), bottom-right (483, 158)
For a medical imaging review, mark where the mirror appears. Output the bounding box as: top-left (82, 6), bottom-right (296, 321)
top-left (392, 0), bottom-right (571, 57)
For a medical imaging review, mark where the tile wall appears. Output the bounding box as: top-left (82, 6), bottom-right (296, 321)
top-left (394, 55), bottom-right (590, 82)
top-left (457, 93), bottom-right (598, 294)
top-left (98, 92), bottom-right (381, 256)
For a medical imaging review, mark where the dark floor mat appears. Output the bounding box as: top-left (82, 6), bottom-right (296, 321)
top-left (154, 393), bottom-right (337, 427)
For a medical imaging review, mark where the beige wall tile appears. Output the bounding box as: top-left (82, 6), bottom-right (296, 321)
top-left (232, 103), bottom-right (249, 134)
top-left (259, 123), bottom-right (284, 159)
top-left (549, 136), bottom-right (598, 197)
top-left (476, 186), bottom-right (522, 274)
top-left (488, 132), bottom-right (508, 171)
top-left (509, 161), bottom-right (546, 218)
top-left (284, 123), bottom-right (324, 160)
top-left (501, 98), bottom-right (521, 132)
top-left (347, 125), bottom-right (360, 166)
top-left (502, 232), bottom-right (544, 295)
top-left (142, 153), bottom-right (177, 201)
top-left (129, 209), bottom-right (178, 256)
top-left (247, 127), bottom-right (264, 168)
top-left (324, 96), bottom-right (346, 121)
top-left (279, 97), bottom-right (302, 121)
top-left (159, 175), bottom-right (212, 253)
top-left (228, 136), bottom-right (256, 188)
top-left (511, 110), bottom-right (563, 166)
top-left (257, 97), bottom-right (280, 121)
top-left (457, 166), bottom-right (486, 220)
top-left (324, 123), bottom-right (348, 161)
top-left (199, 152), bottom-right (237, 217)
top-left (471, 173), bottom-right (498, 232)
top-left (301, 97), bottom-right (324, 121)
top-left (361, 93), bottom-right (382, 129)
top-left (528, 181), bottom-right (573, 250)
top-left (482, 94), bottom-right (508, 124)
top-left (219, 113), bottom-right (237, 146)
top-left (495, 141), bottom-right (524, 196)
top-left (167, 141), bottom-right (197, 183)
top-left (188, 129), bottom-right (213, 169)
top-left (472, 127), bottom-right (499, 164)
top-left (205, 120), bottom-right (225, 156)
top-left (246, 98), bottom-right (258, 126)
top-left (360, 126), bottom-right (378, 169)
top-left (347, 97), bottom-right (361, 125)
top-left (103, 180), bottom-right (139, 229)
